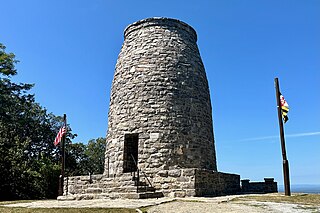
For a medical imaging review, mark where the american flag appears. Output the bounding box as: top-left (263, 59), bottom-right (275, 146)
top-left (54, 126), bottom-right (66, 146)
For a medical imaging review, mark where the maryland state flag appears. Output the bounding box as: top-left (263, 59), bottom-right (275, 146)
top-left (280, 93), bottom-right (289, 123)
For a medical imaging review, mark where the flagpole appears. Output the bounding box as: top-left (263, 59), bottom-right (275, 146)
top-left (58, 114), bottom-right (67, 196)
top-left (274, 78), bottom-right (291, 196)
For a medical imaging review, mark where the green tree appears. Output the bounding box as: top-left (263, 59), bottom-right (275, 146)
top-left (0, 43), bottom-right (35, 199)
top-left (65, 137), bottom-right (106, 176)
top-left (85, 137), bottom-right (106, 174)
top-left (0, 43), bottom-right (106, 199)
top-left (0, 43), bottom-right (75, 200)
top-left (65, 142), bottom-right (88, 176)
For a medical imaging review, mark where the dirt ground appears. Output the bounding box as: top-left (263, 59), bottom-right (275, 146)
top-left (3, 194), bottom-right (320, 213)
top-left (146, 199), bottom-right (318, 213)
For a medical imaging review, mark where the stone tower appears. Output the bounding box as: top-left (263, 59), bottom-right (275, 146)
top-left (62, 18), bottom-right (240, 199)
top-left (105, 17), bottom-right (217, 176)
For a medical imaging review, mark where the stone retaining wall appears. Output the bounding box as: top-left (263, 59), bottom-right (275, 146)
top-left (241, 178), bottom-right (278, 193)
top-left (63, 173), bottom-right (139, 199)
top-left (62, 169), bottom-right (240, 199)
top-left (195, 170), bottom-right (241, 196)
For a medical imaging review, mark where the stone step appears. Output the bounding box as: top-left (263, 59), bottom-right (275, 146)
top-left (137, 186), bottom-right (156, 193)
top-left (139, 192), bottom-right (164, 199)
top-left (117, 191), bottom-right (164, 199)
top-left (60, 190), bottom-right (164, 200)
top-left (134, 181), bottom-right (149, 186)
top-left (60, 192), bottom-right (164, 200)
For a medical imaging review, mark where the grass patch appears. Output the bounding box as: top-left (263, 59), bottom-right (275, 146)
top-left (0, 200), bottom-right (35, 205)
top-left (0, 207), bottom-right (136, 213)
top-left (139, 206), bottom-right (149, 213)
top-left (233, 193), bottom-right (320, 206)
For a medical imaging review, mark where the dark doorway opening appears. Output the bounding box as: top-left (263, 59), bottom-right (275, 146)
top-left (123, 134), bottom-right (138, 173)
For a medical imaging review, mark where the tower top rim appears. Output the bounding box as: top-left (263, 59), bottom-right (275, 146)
top-left (124, 17), bottom-right (197, 42)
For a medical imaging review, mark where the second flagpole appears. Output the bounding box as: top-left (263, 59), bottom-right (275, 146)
top-left (58, 114), bottom-right (67, 196)
top-left (274, 78), bottom-right (291, 196)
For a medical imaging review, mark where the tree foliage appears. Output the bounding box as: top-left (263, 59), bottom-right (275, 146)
top-left (0, 43), bottom-right (65, 200)
top-left (66, 138), bottom-right (106, 176)
top-left (85, 137), bottom-right (106, 174)
top-left (0, 43), bottom-right (106, 200)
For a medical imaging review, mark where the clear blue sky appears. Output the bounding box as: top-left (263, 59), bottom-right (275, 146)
top-left (1, 0), bottom-right (319, 185)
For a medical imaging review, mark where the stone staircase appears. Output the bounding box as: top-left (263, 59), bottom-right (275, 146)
top-left (132, 175), bottom-right (163, 199)
top-left (60, 172), bottom-right (164, 200)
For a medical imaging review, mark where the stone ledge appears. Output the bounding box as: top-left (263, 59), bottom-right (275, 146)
top-left (58, 192), bottom-right (164, 200)
top-left (124, 17), bottom-right (197, 42)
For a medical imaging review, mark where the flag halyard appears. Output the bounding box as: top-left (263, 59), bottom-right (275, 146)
top-left (54, 126), bottom-right (66, 146)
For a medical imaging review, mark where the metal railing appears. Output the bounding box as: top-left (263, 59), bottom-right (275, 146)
top-left (130, 154), bottom-right (154, 193)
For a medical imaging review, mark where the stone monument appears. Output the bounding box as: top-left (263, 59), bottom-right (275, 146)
top-left (62, 17), bottom-right (244, 199)
top-left (105, 17), bottom-right (217, 176)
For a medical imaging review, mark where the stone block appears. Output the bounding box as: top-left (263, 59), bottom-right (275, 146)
top-left (157, 170), bottom-right (168, 177)
top-left (150, 132), bottom-right (160, 140)
top-left (86, 188), bottom-right (102, 194)
top-left (168, 169), bottom-right (181, 177)
top-left (182, 169), bottom-right (195, 177)
top-left (177, 176), bottom-right (189, 182)
top-left (174, 190), bottom-right (186, 197)
top-left (180, 182), bottom-right (194, 189)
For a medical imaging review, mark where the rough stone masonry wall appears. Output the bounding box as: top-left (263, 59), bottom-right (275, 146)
top-left (105, 17), bottom-right (217, 178)
top-left (194, 170), bottom-right (241, 196)
top-left (62, 169), bottom-right (197, 199)
top-left (241, 178), bottom-right (278, 193)
top-left (151, 169), bottom-right (240, 197)
top-left (63, 174), bottom-right (139, 199)
top-left (62, 169), bottom-right (240, 199)
top-left (151, 168), bottom-right (196, 197)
